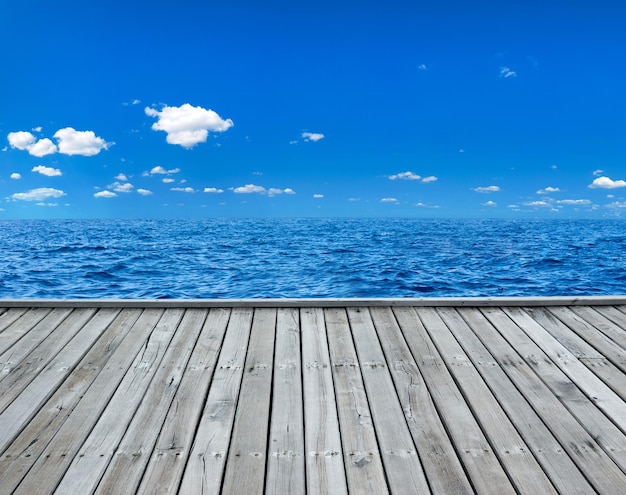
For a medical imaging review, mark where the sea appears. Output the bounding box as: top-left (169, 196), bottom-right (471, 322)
top-left (1, 218), bottom-right (625, 299)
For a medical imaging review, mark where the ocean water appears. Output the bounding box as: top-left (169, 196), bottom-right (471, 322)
top-left (0, 218), bottom-right (624, 299)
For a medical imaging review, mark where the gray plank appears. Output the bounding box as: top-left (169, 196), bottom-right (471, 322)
top-left (178, 308), bottom-right (254, 495)
top-left (370, 307), bottom-right (473, 495)
top-left (0, 308), bottom-right (28, 334)
top-left (92, 309), bottom-right (205, 494)
top-left (453, 307), bottom-right (595, 494)
top-left (221, 308), bottom-right (277, 494)
top-left (10, 309), bottom-right (166, 495)
top-left (0, 308), bottom-right (51, 355)
top-left (0, 308), bottom-right (93, 412)
top-left (324, 308), bottom-right (389, 494)
top-left (395, 307), bottom-right (516, 495)
top-left (574, 306), bottom-right (626, 349)
top-left (300, 307), bottom-right (349, 495)
top-left (136, 308), bottom-right (231, 495)
top-left (266, 308), bottom-right (306, 494)
top-left (347, 307), bottom-right (430, 494)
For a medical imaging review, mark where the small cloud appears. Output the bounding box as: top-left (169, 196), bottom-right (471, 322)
top-left (302, 132), bottom-right (324, 142)
top-left (171, 187), bottom-right (195, 193)
top-left (524, 200), bottom-right (551, 207)
top-left (289, 140), bottom-right (299, 145)
top-left (54, 127), bottom-right (111, 156)
top-left (10, 173), bottom-right (21, 180)
top-left (472, 185), bottom-right (500, 193)
top-left (415, 202), bottom-right (440, 209)
top-left (94, 190), bottom-right (117, 198)
top-left (389, 171), bottom-right (421, 181)
top-left (348, 197), bottom-right (360, 202)
top-left (556, 199), bottom-right (591, 205)
top-left (499, 66), bottom-right (517, 78)
top-left (145, 103), bottom-right (233, 148)
top-left (12, 187), bottom-right (66, 201)
top-left (32, 165), bottom-right (62, 177)
top-left (233, 184), bottom-right (266, 194)
top-left (7, 131), bottom-right (35, 150)
top-left (458, 148), bottom-right (465, 153)
top-left (162, 178), bottom-right (175, 184)
top-left (551, 164), bottom-right (558, 169)
top-left (482, 201), bottom-right (497, 207)
top-left (150, 166), bottom-right (180, 175)
top-left (537, 186), bottom-right (560, 194)
top-left (115, 173), bottom-right (128, 181)
top-left (313, 194), bottom-right (324, 199)
top-left (418, 64), bottom-right (428, 70)
top-left (381, 197), bottom-right (398, 203)
top-left (588, 176), bottom-right (626, 189)
top-left (421, 176), bottom-right (438, 183)
top-left (109, 182), bottom-right (134, 193)
top-left (28, 138), bottom-right (58, 157)
top-left (137, 189), bottom-right (153, 196)
top-left (204, 187), bottom-right (224, 193)
top-left (268, 187), bottom-right (295, 197)
top-left (593, 169), bottom-right (604, 176)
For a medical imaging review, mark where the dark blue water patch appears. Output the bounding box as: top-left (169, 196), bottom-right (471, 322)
top-left (0, 218), bottom-right (625, 298)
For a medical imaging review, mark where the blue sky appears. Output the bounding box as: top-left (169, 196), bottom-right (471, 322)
top-left (1, 0), bottom-right (625, 219)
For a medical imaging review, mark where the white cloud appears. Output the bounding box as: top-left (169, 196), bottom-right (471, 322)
top-left (268, 187), bottom-right (295, 197)
top-left (607, 201), bottom-right (626, 209)
top-left (483, 201), bottom-right (497, 207)
top-left (145, 103), bottom-right (233, 148)
top-left (418, 64), bottom-right (428, 70)
top-left (556, 199), bottom-right (591, 205)
top-left (137, 189), bottom-right (153, 196)
top-left (500, 66), bottom-right (517, 78)
top-left (171, 187), bottom-right (195, 193)
top-left (593, 169), bottom-right (604, 176)
top-left (10, 173), bottom-right (21, 180)
top-left (472, 185), bottom-right (500, 193)
top-left (313, 194), bottom-right (324, 199)
top-left (162, 178), bottom-right (175, 184)
top-left (32, 165), bottom-right (62, 177)
top-left (204, 187), bottom-right (224, 193)
top-left (94, 190), bottom-right (117, 198)
top-left (12, 187), bottom-right (65, 201)
top-left (348, 198), bottom-right (360, 202)
top-left (233, 184), bottom-right (266, 194)
top-left (54, 127), bottom-right (111, 156)
top-left (302, 132), bottom-right (324, 142)
top-left (381, 197), bottom-right (398, 203)
top-left (537, 186), bottom-right (560, 194)
top-left (109, 182), bottom-right (134, 193)
top-left (588, 176), bottom-right (626, 189)
top-left (421, 176), bottom-right (438, 183)
top-left (115, 173), bottom-right (128, 181)
top-left (415, 202), bottom-right (440, 208)
top-left (28, 138), bottom-right (57, 157)
top-left (150, 166), bottom-right (180, 175)
top-left (551, 164), bottom-right (558, 169)
top-left (389, 171), bottom-right (421, 181)
top-left (7, 131), bottom-right (35, 150)
top-left (524, 200), bottom-right (551, 207)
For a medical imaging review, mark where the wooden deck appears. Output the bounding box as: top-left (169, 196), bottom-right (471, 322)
top-left (1, 299), bottom-right (626, 494)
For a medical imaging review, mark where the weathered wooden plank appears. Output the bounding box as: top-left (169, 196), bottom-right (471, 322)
top-left (221, 308), bottom-right (277, 494)
top-left (10, 309), bottom-right (166, 495)
top-left (370, 307), bottom-right (473, 495)
top-left (0, 308), bottom-right (72, 384)
top-left (453, 307), bottom-right (596, 494)
top-left (265, 308), bottom-right (306, 494)
top-left (178, 308), bottom-right (253, 495)
top-left (347, 307), bottom-right (430, 494)
top-left (0, 308), bottom-right (51, 355)
top-left (430, 307), bottom-right (558, 494)
top-left (0, 308), bottom-right (134, 492)
top-left (324, 308), bottom-right (389, 494)
top-left (52, 309), bottom-right (186, 494)
top-left (0, 308), bottom-right (28, 334)
top-left (89, 309), bottom-right (205, 494)
top-left (0, 308), bottom-right (93, 412)
top-left (488, 308), bottom-right (626, 477)
top-left (573, 305), bottom-right (626, 349)
top-left (395, 307), bottom-right (516, 495)
top-left (300, 307), bottom-right (349, 495)
top-left (514, 307), bottom-right (626, 434)
top-left (136, 308), bottom-right (231, 495)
